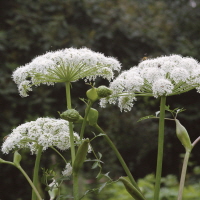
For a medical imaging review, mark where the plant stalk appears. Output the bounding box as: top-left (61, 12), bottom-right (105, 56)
top-left (93, 124), bottom-right (144, 196)
top-left (154, 96), bottom-right (166, 200)
top-left (80, 100), bottom-right (93, 140)
top-left (32, 146), bottom-right (43, 200)
top-left (17, 165), bottom-right (43, 200)
top-left (65, 82), bottom-right (78, 200)
top-left (177, 150), bottom-right (190, 200)
top-left (65, 82), bottom-right (76, 164)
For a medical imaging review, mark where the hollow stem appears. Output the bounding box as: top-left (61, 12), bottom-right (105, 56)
top-left (93, 124), bottom-right (144, 196)
top-left (65, 82), bottom-right (78, 200)
top-left (32, 146), bottom-right (43, 200)
top-left (80, 100), bottom-right (93, 140)
top-left (65, 82), bottom-right (76, 164)
top-left (177, 151), bottom-right (190, 200)
top-left (154, 96), bottom-right (166, 200)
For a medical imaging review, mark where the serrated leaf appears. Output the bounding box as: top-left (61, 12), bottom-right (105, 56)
top-left (137, 115), bottom-right (156, 122)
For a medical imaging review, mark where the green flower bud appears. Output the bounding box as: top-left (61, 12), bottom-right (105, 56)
top-left (96, 85), bottom-right (112, 98)
top-left (13, 151), bottom-right (22, 166)
top-left (119, 177), bottom-right (145, 200)
top-left (73, 139), bottom-right (89, 174)
top-left (60, 109), bottom-right (82, 122)
top-left (86, 87), bottom-right (99, 102)
top-left (175, 119), bottom-right (192, 152)
top-left (87, 108), bottom-right (99, 126)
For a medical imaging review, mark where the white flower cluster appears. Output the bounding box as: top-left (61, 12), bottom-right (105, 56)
top-left (1, 118), bottom-right (79, 154)
top-left (62, 163), bottom-right (72, 177)
top-left (12, 47), bottom-right (121, 97)
top-left (100, 55), bottom-right (200, 111)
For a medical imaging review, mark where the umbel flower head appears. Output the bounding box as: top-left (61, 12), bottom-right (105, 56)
top-left (12, 47), bottom-right (121, 97)
top-left (1, 117), bottom-right (80, 154)
top-left (100, 55), bottom-right (200, 111)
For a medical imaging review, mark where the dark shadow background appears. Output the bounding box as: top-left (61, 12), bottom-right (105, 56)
top-left (1, 0), bottom-right (200, 199)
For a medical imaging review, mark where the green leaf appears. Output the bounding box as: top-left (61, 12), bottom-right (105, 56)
top-left (137, 115), bottom-right (157, 122)
top-left (98, 182), bottom-right (107, 193)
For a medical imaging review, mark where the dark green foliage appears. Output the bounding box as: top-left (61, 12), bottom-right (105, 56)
top-left (1, 0), bottom-right (200, 199)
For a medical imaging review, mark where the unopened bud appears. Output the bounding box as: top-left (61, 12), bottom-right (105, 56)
top-left (175, 119), bottom-right (192, 152)
top-left (60, 109), bottom-right (82, 122)
top-left (119, 177), bottom-right (145, 200)
top-left (96, 85), bottom-right (112, 98)
top-left (87, 108), bottom-right (99, 126)
top-left (86, 87), bottom-right (99, 102)
top-left (73, 139), bottom-right (89, 174)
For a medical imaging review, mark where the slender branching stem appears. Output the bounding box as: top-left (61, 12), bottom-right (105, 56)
top-left (154, 96), bottom-right (166, 200)
top-left (65, 82), bottom-right (79, 200)
top-left (32, 146), bottom-right (43, 200)
top-left (93, 124), bottom-right (144, 197)
top-left (192, 136), bottom-right (200, 148)
top-left (177, 151), bottom-right (190, 200)
top-left (51, 147), bottom-right (68, 164)
top-left (80, 100), bottom-right (93, 140)
top-left (17, 165), bottom-right (43, 200)
top-left (65, 82), bottom-right (76, 164)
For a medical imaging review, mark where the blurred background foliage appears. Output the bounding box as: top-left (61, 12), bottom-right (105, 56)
top-left (1, 0), bottom-right (200, 199)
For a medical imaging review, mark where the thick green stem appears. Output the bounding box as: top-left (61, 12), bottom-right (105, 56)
top-left (154, 96), bottom-right (166, 200)
top-left (73, 173), bottom-right (79, 200)
top-left (65, 82), bottom-right (78, 200)
top-left (65, 82), bottom-right (76, 164)
top-left (93, 124), bottom-right (144, 196)
top-left (17, 165), bottom-right (43, 200)
top-left (32, 146), bottom-right (43, 200)
top-left (80, 100), bottom-right (93, 140)
top-left (178, 151), bottom-right (190, 200)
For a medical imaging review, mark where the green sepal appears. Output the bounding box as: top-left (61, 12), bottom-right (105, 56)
top-left (119, 177), bottom-right (145, 200)
top-left (87, 108), bottom-right (99, 126)
top-left (73, 139), bottom-right (89, 174)
top-left (86, 88), bottom-right (99, 102)
top-left (175, 119), bottom-right (192, 152)
top-left (13, 151), bottom-right (22, 167)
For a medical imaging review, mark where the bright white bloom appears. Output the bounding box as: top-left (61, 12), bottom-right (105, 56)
top-left (1, 118), bottom-right (79, 154)
top-left (152, 78), bottom-right (174, 97)
top-left (100, 55), bottom-right (200, 111)
top-left (12, 47), bottom-right (121, 97)
top-left (62, 163), bottom-right (72, 177)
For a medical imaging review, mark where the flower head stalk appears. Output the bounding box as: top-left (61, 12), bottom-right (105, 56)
top-left (12, 47), bottom-right (121, 97)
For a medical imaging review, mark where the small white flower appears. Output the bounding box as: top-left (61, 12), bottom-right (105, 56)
top-left (152, 79), bottom-right (174, 97)
top-left (18, 81), bottom-right (32, 97)
top-left (62, 163), bottom-right (72, 177)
